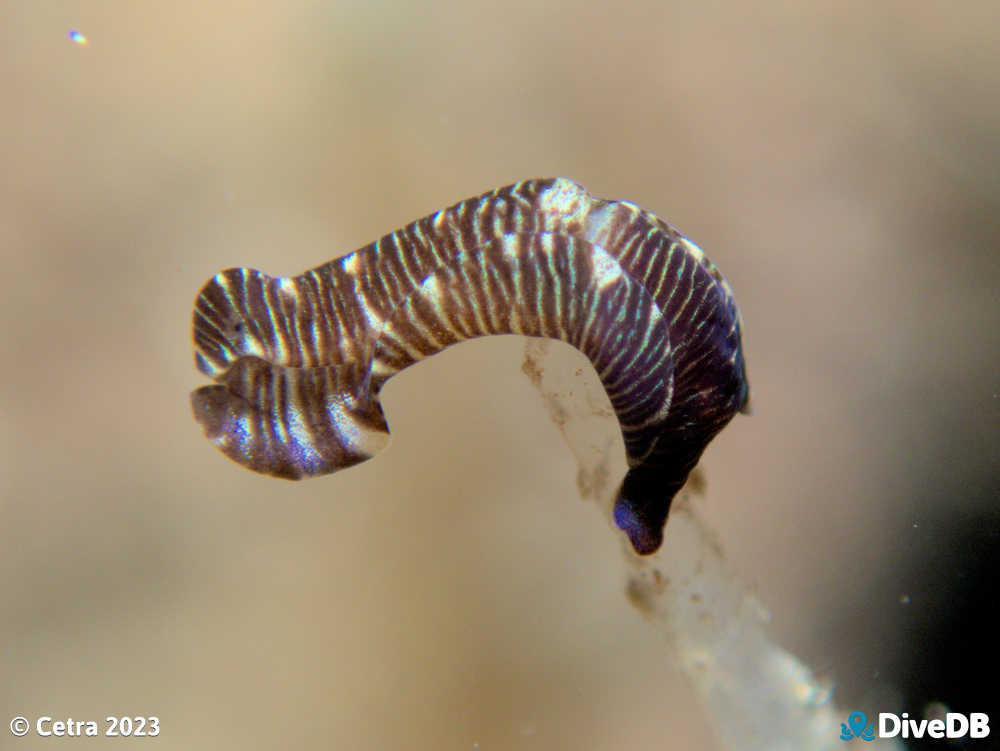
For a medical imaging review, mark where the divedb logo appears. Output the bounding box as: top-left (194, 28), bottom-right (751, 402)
top-left (840, 710), bottom-right (990, 741)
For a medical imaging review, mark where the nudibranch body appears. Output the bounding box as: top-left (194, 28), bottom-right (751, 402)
top-left (191, 178), bottom-right (749, 554)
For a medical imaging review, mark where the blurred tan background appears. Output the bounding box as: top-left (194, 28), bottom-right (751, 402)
top-left (2, 1), bottom-right (998, 749)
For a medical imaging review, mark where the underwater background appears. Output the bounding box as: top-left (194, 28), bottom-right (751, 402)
top-left (2, 1), bottom-right (998, 748)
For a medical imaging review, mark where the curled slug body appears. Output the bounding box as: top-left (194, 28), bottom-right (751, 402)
top-left (191, 178), bottom-right (749, 554)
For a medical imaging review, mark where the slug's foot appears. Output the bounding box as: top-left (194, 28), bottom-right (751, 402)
top-left (191, 357), bottom-right (390, 479)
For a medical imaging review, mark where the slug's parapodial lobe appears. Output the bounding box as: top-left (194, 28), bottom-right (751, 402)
top-left (190, 178), bottom-right (749, 554)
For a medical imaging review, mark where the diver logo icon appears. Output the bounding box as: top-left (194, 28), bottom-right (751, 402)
top-left (841, 711), bottom-right (876, 741)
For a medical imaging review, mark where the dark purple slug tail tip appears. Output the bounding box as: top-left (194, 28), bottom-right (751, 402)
top-left (614, 494), bottom-right (666, 555)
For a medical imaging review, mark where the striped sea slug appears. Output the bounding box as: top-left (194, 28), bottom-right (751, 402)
top-left (190, 178), bottom-right (750, 554)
